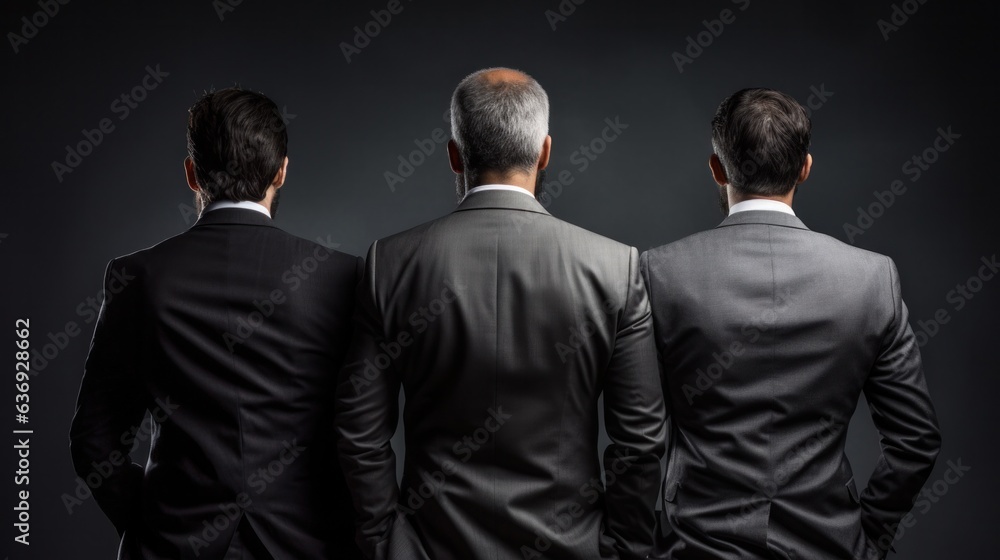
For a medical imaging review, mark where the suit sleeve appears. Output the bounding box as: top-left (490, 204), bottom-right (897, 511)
top-left (601, 247), bottom-right (668, 560)
top-left (639, 250), bottom-right (671, 407)
top-left (860, 258), bottom-right (942, 555)
top-left (69, 258), bottom-right (148, 536)
top-left (335, 241), bottom-right (402, 560)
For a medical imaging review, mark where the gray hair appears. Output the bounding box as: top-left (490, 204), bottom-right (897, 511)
top-left (450, 68), bottom-right (549, 188)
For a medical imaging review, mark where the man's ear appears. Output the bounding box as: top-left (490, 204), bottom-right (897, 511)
top-left (797, 153), bottom-right (813, 185)
top-left (537, 135), bottom-right (552, 171)
top-left (709, 154), bottom-right (728, 187)
top-left (184, 157), bottom-right (200, 192)
top-left (272, 156), bottom-right (289, 189)
top-left (447, 140), bottom-right (463, 174)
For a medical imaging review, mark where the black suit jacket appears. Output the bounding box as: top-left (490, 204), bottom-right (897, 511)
top-left (335, 190), bottom-right (667, 560)
top-left (70, 208), bottom-right (364, 559)
top-left (641, 210), bottom-right (942, 559)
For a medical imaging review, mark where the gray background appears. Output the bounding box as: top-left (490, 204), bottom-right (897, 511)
top-left (1, 0), bottom-right (997, 557)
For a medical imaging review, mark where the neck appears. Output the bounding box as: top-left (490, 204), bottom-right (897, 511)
top-left (475, 170), bottom-right (536, 194)
top-left (728, 188), bottom-right (794, 210)
top-left (257, 186), bottom-right (277, 212)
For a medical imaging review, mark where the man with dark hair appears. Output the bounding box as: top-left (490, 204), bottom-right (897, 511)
top-left (335, 68), bottom-right (666, 560)
top-left (70, 87), bottom-right (363, 559)
top-left (185, 87), bottom-right (291, 217)
top-left (709, 87), bottom-right (813, 207)
top-left (642, 87), bottom-right (942, 559)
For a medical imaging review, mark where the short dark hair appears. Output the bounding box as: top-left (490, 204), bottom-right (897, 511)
top-left (186, 87), bottom-right (288, 204)
top-left (711, 88), bottom-right (811, 196)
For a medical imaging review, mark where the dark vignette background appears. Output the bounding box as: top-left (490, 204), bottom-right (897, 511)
top-left (1, 0), bottom-right (997, 557)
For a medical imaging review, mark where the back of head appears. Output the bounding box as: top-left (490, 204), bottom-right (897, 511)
top-left (450, 68), bottom-right (549, 189)
top-left (186, 87), bottom-right (288, 206)
top-left (711, 88), bottom-right (811, 196)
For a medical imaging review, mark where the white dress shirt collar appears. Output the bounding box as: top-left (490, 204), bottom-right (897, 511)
top-left (203, 200), bottom-right (272, 218)
top-left (465, 184), bottom-right (535, 199)
top-left (729, 199), bottom-right (795, 216)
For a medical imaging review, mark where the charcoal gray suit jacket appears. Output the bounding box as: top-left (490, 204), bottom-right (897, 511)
top-left (641, 210), bottom-right (941, 559)
top-left (335, 189), bottom-right (667, 560)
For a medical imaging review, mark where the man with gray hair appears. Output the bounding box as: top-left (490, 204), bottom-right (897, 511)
top-left (335, 68), bottom-right (666, 560)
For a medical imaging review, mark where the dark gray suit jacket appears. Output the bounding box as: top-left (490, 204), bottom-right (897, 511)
top-left (70, 208), bottom-right (364, 559)
top-left (335, 190), bottom-right (667, 560)
top-left (641, 210), bottom-right (941, 560)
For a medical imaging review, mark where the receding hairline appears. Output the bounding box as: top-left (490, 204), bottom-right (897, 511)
top-left (459, 67), bottom-right (537, 89)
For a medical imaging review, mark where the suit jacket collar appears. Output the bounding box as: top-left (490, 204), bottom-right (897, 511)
top-left (717, 210), bottom-right (809, 231)
top-left (191, 207), bottom-right (278, 229)
top-left (453, 189), bottom-right (551, 216)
